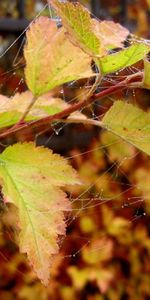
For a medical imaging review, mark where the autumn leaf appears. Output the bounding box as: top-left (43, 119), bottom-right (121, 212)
top-left (2, 91), bottom-right (69, 115)
top-left (24, 16), bottom-right (94, 96)
top-left (101, 131), bottom-right (135, 163)
top-left (0, 91), bottom-right (87, 130)
top-left (50, 0), bottom-right (105, 56)
top-left (102, 101), bottom-right (150, 155)
top-left (93, 19), bottom-right (129, 49)
top-left (0, 143), bottom-right (80, 285)
top-left (82, 238), bottom-right (113, 265)
top-left (68, 266), bottom-right (113, 293)
top-left (0, 91), bottom-right (63, 129)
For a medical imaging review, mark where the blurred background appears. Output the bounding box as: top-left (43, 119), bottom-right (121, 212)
top-left (0, 1), bottom-right (150, 300)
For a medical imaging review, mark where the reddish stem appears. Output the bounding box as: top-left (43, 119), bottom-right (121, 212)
top-left (0, 72), bottom-right (143, 140)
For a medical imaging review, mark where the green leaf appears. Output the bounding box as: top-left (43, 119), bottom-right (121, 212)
top-left (97, 43), bottom-right (150, 74)
top-left (24, 17), bottom-right (94, 96)
top-left (0, 143), bottom-right (80, 285)
top-left (0, 111), bottom-right (23, 129)
top-left (142, 59), bottom-right (150, 89)
top-left (50, 0), bottom-right (104, 56)
top-left (102, 101), bottom-right (150, 155)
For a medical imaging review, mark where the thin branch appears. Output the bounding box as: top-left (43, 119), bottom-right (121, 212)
top-left (20, 96), bottom-right (37, 122)
top-left (0, 71), bottom-right (143, 140)
top-left (13, 74), bottom-right (102, 130)
top-left (86, 73), bottom-right (102, 98)
top-left (61, 117), bottom-right (103, 127)
top-left (14, 96), bottom-right (37, 127)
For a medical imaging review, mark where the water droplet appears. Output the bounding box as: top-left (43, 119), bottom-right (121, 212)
top-left (52, 124), bottom-right (63, 135)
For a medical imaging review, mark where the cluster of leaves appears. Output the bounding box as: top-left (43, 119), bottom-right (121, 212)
top-left (0, 0), bottom-right (150, 286)
top-left (0, 131), bottom-right (150, 300)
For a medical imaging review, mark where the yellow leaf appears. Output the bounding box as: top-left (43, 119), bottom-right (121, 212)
top-left (24, 17), bottom-right (94, 96)
top-left (0, 143), bottom-right (80, 285)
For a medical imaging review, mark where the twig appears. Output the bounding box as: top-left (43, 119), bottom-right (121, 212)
top-left (19, 96), bottom-right (37, 123)
top-left (12, 96), bottom-right (37, 129)
top-left (0, 71), bottom-right (143, 140)
top-left (62, 117), bottom-right (103, 127)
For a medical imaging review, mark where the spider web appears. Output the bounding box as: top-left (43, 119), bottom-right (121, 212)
top-left (0, 1), bottom-right (149, 292)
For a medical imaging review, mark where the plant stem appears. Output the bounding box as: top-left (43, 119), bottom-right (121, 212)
top-left (12, 96), bottom-right (37, 130)
top-left (19, 96), bottom-right (37, 123)
top-left (61, 117), bottom-right (103, 127)
top-left (0, 71), bottom-right (143, 140)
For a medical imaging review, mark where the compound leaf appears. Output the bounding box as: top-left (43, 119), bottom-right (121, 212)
top-left (102, 101), bottom-right (150, 155)
top-left (0, 143), bottom-right (80, 285)
top-left (24, 16), bottom-right (94, 96)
